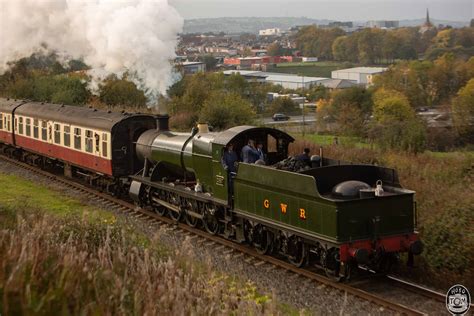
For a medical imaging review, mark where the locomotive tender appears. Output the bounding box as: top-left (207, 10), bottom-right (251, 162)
top-left (0, 98), bottom-right (422, 279)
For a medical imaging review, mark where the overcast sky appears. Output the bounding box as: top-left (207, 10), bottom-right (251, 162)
top-left (169, 0), bottom-right (473, 22)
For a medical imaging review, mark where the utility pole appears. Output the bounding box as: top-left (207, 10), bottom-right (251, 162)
top-left (302, 75), bottom-right (305, 137)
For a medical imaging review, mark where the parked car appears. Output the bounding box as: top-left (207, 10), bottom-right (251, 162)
top-left (272, 113), bottom-right (290, 121)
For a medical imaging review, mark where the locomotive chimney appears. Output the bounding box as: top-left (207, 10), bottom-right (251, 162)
top-left (156, 114), bottom-right (169, 131)
top-left (197, 123), bottom-right (209, 133)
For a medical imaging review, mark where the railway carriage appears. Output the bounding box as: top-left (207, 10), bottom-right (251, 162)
top-left (0, 98), bottom-right (156, 191)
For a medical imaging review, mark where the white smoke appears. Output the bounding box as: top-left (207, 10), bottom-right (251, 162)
top-left (0, 0), bottom-right (183, 101)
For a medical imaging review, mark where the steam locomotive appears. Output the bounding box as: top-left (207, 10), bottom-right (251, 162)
top-left (0, 98), bottom-right (422, 279)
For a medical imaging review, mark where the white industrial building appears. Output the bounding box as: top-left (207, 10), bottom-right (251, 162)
top-left (223, 70), bottom-right (330, 89)
top-left (331, 67), bottom-right (387, 86)
top-left (259, 28), bottom-right (281, 36)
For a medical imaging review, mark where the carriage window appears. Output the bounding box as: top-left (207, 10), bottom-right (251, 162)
top-left (74, 128), bottom-right (82, 150)
top-left (33, 119), bottom-right (39, 138)
top-left (54, 124), bottom-right (61, 144)
top-left (41, 121), bottom-right (47, 141)
top-left (8, 116), bottom-right (11, 132)
top-left (0, 113), bottom-right (3, 130)
top-left (85, 130), bottom-right (93, 153)
top-left (102, 133), bottom-right (108, 157)
top-left (25, 118), bottom-right (31, 136)
top-left (18, 117), bottom-right (24, 135)
top-left (14, 118), bottom-right (17, 132)
top-left (63, 126), bottom-right (70, 147)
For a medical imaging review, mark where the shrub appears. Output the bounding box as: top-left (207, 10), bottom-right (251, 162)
top-left (199, 92), bottom-right (255, 130)
top-left (268, 97), bottom-right (300, 115)
top-left (99, 77), bottom-right (147, 107)
top-left (0, 209), bottom-right (279, 315)
top-left (4, 75), bottom-right (89, 105)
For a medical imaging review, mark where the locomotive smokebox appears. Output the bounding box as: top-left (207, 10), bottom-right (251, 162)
top-left (156, 114), bottom-right (169, 131)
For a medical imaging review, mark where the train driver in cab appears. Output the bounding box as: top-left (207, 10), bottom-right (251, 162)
top-left (241, 139), bottom-right (260, 163)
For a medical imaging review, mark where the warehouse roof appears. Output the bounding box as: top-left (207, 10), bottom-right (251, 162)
top-left (332, 67), bottom-right (387, 74)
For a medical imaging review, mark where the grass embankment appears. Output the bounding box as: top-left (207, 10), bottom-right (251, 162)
top-left (0, 173), bottom-right (282, 315)
top-left (291, 138), bottom-right (474, 290)
top-left (272, 61), bottom-right (349, 78)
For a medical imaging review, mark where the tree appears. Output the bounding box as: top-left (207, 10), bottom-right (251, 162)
top-left (329, 87), bottom-right (373, 136)
top-left (295, 26), bottom-right (344, 59)
top-left (268, 97), bottom-right (299, 115)
top-left (99, 77), bottom-right (147, 107)
top-left (199, 55), bottom-right (218, 71)
top-left (267, 42), bottom-right (284, 56)
top-left (199, 92), bottom-right (255, 130)
top-left (332, 36), bottom-right (349, 61)
top-left (370, 89), bottom-right (426, 152)
top-left (372, 90), bottom-right (415, 122)
top-left (4, 74), bottom-right (89, 105)
top-left (356, 28), bottom-right (383, 64)
top-left (451, 79), bottom-right (474, 142)
top-left (306, 85), bottom-right (329, 102)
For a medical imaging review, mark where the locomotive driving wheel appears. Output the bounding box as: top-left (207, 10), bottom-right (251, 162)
top-left (185, 200), bottom-right (201, 228)
top-left (253, 226), bottom-right (273, 255)
top-left (168, 193), bottom-right (183, 222)
top-left (203, 204), bottom-right (219, 235)
top-left (288, 237), bottom-right (308, 267)
top-left (150, 189), bottom-right (167, 216)
top-left (321, 247), bottom-right (343, 281)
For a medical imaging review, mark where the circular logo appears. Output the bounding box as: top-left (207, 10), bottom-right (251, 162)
top-left (446, 284), bottom-right (471, 315)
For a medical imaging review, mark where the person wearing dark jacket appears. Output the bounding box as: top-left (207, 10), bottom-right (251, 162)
top-left (222, 143), bottom-right (238, 172)
top-left (241, 139), bottom-right (259, 163)
top-left (295, 148), bottom-right (311, 165)
top-left (222, 143), bottom-right (239, 199)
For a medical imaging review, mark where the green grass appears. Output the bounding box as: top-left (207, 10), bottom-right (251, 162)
top-left (272, 61), bottom-right (350, 78)
top-left (297, 133), bottom-right (371, 149)
top-left (0, 172), bottom-right (114, 222)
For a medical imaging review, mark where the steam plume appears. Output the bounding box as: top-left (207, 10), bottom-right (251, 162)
top-left (0, 0), bottom-right (183, 100)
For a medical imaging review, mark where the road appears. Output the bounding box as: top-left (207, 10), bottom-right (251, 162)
top-left (262, 115), bottom-right (317, 125)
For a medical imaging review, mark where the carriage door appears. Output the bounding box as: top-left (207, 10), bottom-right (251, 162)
top-left (93, 132), bottom-right (102, 169)
top-left (47, 121), bottom-right (54, 144)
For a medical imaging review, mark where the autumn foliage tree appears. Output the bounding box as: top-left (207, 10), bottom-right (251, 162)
top-left (369, 89), bottom-right (426, 152)
top-left (199, 91), bottom-right (255, 130)
top-left (451, 79), bottom-right (474, 142)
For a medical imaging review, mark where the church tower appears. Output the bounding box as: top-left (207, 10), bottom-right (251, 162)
top-left (420, 8), bottom-right (434, 33)
top-left (425, 8), bottom-right (432, 27)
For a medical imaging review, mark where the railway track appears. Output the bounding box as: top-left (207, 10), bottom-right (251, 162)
top-left (0, 154), bottom-right (448, 315)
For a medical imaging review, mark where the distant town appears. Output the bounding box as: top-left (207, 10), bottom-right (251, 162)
top-left (174, 10), bottom-right (471, 129)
